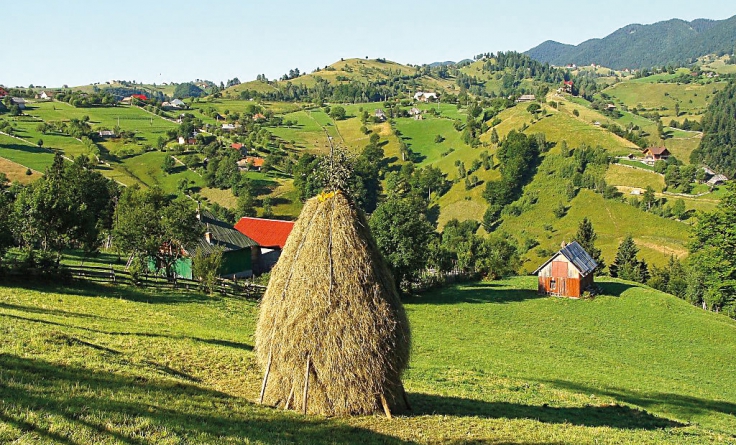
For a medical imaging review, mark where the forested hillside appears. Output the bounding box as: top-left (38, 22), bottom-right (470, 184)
top-left (691, 81), bottom-right (736, 177)
top-left (526, 15), bottom-right (736, 69)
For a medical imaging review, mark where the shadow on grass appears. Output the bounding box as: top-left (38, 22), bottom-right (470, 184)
top-left (597, 281), bottom-right (636, 297)
top-left (0, 354), bottom-right (416, 444)
top-left (544, 379), bottom-right (736, 425)
top-left (0, 278), bottom-right (211, 304)
top-left (0, 311), bottom-right (253, 353)
top-left (409, 282), bottom-right (543, 305)
top-left (409, 392), bottom-right (683, 430)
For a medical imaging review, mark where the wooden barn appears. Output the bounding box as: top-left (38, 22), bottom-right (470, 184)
top-left (533, 241), bottom-right (597, 298)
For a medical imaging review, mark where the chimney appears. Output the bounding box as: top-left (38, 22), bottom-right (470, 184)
top-left (561, 240), bottom-right (567, 248)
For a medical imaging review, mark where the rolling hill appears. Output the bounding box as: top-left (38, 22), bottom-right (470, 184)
top-left (526, 15), bottom-right (736, 69)
top-left (1, 277), bottom-right (734, 443)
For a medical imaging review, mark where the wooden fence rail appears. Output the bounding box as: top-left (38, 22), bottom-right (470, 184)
top-left (64, 264), bottom-right (265, 299)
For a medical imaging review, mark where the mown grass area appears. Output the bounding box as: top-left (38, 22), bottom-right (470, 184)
top-left (0, 134), bottom-right (56, 172)
top-left (1, 277), bottom-right (734, 444)
top-left (605, 164), bottom-right (665, 192)
top-left (0, 156), bottom-right (40, 183)
top-left (603, 82), bottom-right (726, 117)
top-left (28, 101), bottom-right (178, 146)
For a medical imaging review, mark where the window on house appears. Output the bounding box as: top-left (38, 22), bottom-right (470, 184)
top-left (550, 279), bottom-right (556, 290)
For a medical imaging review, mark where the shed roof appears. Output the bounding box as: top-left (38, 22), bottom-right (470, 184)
top-left (187, 210), bottom-right (258, 255)
top-left (533, 241), bottom-right (598, 277)
top-left (645, 146), bottom-right (669, 156)
top-left (234, 217), bottom-right (295, 249)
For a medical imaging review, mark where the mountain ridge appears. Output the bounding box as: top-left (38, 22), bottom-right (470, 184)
top-left (526, 15), bottom-right (736, 69)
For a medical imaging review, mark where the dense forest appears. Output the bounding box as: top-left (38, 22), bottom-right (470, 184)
top-left (691, 81), bottom-right (736, 177)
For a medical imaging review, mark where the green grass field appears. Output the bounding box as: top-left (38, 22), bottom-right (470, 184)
top-left (603, 82), bottom-right (726, 117)
top-left (1, 277), bottom-right (734, 444)
top-left (0, 134), bottom-right (56, 172)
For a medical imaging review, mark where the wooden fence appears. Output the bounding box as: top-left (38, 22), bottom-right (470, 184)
top-left (65, 264), bottom-right (265, 299)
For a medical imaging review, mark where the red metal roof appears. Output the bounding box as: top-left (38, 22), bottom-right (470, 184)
top-left (232, 143), bottom-right (244, 150)
top-left (132, 94), bottom-right (148, 101)
top-left (234, 217), bottom-right (294, 248)
top-left (245, 156), bottom-right (265, 167)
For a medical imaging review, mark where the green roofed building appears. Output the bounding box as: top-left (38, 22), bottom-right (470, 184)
top-left (171, 210), bottom-right (259, 280)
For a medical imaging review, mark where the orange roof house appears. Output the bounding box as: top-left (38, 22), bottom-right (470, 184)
top-left (234, 217), bottom-right (294, 249)
top-left (234, 217), bottom-right (295, 273)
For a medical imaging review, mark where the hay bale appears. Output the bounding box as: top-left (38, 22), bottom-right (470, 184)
top-left (255, 191), bottom-right (411, 416)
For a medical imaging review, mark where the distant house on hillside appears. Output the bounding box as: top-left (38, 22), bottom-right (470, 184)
top-left (252, 113), bottom-right (266, 122)
top-left (10, 98), bottom-right (26, 110)
top-left (170, 98), bottom-right (186, 108)
top-left (516, 94), bottom-right (536, 103)
top-left (37, 91), bottom-right (55, 100)
top-left (222, 123), bottom-right (236, 131)
top-left (414, 91), bottom-right (438, 102)
top-left (643, 147), bottom-right (670, 165)
top-left (374, 109), bottom-right (387, 122)
top-left (707, 174), bottom-right (728, 187)
top-left (534, 241), bottom-right (597, 298)
top-left (231, 142), bottom-right (246, 156)
top-left (237, 156), bottom-right (265, 171)
top-left (234, 216), bottom-right (295, 274)
top-left (178, 135), bottom-right (196, 145)
top-left (563, 80), bottom-right (573, 93)
top-left (605, 103), bottom-right (616, 111)
top-left (409, 107), bottom-right (421, 116)
top-left (120, 96), bottom-right (133, 105)
top-left (98, 130), bottom-right (116, 138)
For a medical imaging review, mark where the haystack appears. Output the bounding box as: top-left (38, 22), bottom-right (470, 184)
top-left (255, 191), bottom-right (411, 417)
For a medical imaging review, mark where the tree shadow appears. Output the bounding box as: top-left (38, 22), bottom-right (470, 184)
top-left (408, 282), bottom-right (543, 305)
top-left (596, 281), bottom-right (636, 297)
top-left (0, 301), bottom-right (107, 320)
top-left (0, 354), bottom-right (416, 444)
top-left (409, 393), bottom-right (683, 430)
top-left (0, 278), bottom-right (212, 304)
top-left (541, 380), bottom-right (736, 427)
top-left (0, 142), bottom-right (53, 154)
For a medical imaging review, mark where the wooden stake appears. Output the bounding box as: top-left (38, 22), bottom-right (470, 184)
top-left (259, 347), bottom-right (272, 404)
top-left (284, 385), bottom-right (295, 410)
top-left (302, 354), bottom-right (311, 415)
top-left (400, 383), bottom-right (412, 411)
top-left (380, 393), bottom-right (392, 419)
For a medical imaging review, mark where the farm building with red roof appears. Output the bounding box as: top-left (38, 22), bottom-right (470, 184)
top-left (132, 94), bottom-right (148, 101)
top-left (234, 217), bottom-right (294, 273)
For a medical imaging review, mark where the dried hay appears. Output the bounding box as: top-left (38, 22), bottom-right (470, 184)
top-left (255, 191), bottom-right (411, 416)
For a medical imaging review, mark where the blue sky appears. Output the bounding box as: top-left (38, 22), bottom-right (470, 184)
top-left (3, 0), bottom-right (735, 87)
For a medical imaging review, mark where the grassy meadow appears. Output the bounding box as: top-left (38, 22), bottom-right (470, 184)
top-left (0, 277), bottom-right (734, 444)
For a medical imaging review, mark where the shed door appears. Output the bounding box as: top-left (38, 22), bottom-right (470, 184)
top-left (552, 261), bottom-right (567, 278)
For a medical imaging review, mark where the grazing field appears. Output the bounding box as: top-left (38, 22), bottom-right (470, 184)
top-left (0, 134), bottom-right (56, 172)
top-left (605, 164), bottom-right (665, 192)
top-left (0, 277), bottom-right (734, 444)
top-left (603, 82), bottom-right (726, 117)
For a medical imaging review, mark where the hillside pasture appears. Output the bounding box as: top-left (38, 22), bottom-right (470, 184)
top-left (0, 277), bottom-right (735, 443)
top-left (0, 156), bottom-right (41, 183)
top-left (605, 164), bottom-right (665, 192)
top-left (603, 82), bottom-right (726, 117)
top-left (0, 134), bottom-right (56, 172)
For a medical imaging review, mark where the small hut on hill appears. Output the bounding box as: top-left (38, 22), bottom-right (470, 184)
top-left (255, 191), bottom-right (411, 417)
top-left (534, 241), bottom-right (597, 298)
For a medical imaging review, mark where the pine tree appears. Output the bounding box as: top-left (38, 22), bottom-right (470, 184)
top-left (573, 217), bottom-right (605, 273)
top-left (609, 235), bottom-right (649, 282)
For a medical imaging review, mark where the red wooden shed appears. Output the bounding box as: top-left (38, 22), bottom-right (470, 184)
top-left (533, 241), bottom-right (597, 298)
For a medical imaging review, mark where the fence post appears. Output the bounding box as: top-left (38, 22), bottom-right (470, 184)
top-left (110, 264), bottom-right (115, 283)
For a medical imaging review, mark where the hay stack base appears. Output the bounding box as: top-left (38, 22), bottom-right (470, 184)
top-left (255, 192), bottom-right (411, 417)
